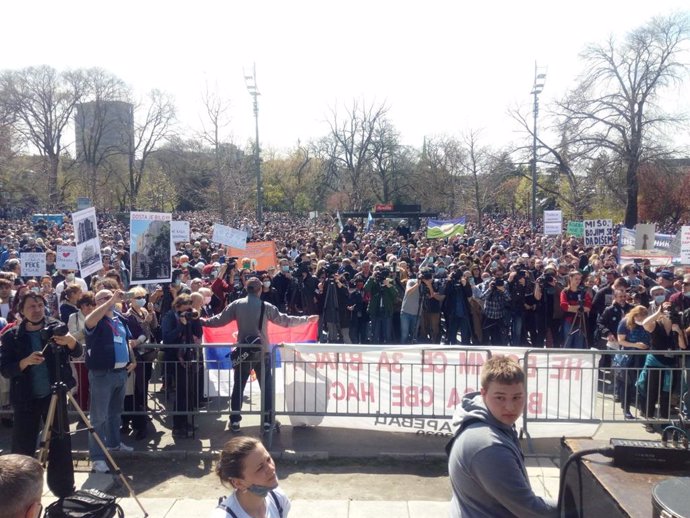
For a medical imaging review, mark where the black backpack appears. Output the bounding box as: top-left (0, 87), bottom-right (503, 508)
top-left (45, 489), bottom-right (124, 518)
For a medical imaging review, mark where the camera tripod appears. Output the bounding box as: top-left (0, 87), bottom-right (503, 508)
top-left (564, 306), bottom-right (589, 349)
top-left (320, 277), bottom-right (342, 342)
top-left (37, 344), bottom-right (148, 516)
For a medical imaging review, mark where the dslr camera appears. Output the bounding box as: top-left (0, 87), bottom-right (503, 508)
top-left (40, 321), bottom-right (69, 342)
top-left (375, 268), bottom-right (391, 284)
top-left (419, 268), bottom-right (434, 281)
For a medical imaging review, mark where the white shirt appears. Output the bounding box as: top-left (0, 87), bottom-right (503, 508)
top-left (210, 488), bottom-right (290, 518)
top-left (56, 277), bottom-right (88, 301)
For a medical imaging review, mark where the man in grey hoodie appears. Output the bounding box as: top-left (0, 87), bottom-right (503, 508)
top-left (448, 356), bottom-right (558, 518)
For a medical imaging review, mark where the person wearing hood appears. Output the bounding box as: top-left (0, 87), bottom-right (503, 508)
top-left (448, 356), bottom-right (557, 518)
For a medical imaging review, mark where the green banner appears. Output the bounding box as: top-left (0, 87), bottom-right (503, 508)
top-left (567, 221), bottom-right (584, 237)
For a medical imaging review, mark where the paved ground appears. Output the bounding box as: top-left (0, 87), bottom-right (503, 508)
top-left (2, 390), bottom-right (661, 518)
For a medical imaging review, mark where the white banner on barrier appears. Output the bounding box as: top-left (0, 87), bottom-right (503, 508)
top-left (281, 345), bottom-right (598, 438)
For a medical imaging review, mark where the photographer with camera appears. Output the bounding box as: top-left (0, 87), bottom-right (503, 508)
top-left (364, 267), bottom-right (398, 344)
top-left (443, 270), bottom-right (473, 345)
top-left (533, 266), bottom-right (564, 347)
top-left (316, 267), bottom-right (351, 343)
top-left (507, 270), bottom-right (530, 346)
top-left (162, 293), bottom-right (203, 438)
top-left (0, 291), bottom-right (82, 495)
top-left (559, 271), bottom-right (592, 349)
top-left (479, 278), bottom-right (510, 345)
top-left (636, 301), bottom-right (687, 424)
top-left (288, 258), bottom-right (319, 316)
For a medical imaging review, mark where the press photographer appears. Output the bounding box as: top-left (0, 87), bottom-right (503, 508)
top-left (479, 278), bottom-right (510, 345)
top-left (534, 267), bottom-right (564, 348)
top-left (0, 291), bottom-right (82, 497)
top-left (364, 267), bottom-right (398, 344)
top-left (559, 271), bottom-right (592, 349)
top-left (443, 270), bottom-right (473, 345)
top-left (316, 264), bottom-right (351, 343)
top-left (288, 257), bottom-right (319, 316)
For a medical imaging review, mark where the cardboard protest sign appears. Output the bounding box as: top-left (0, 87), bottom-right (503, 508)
top-left (583, 219), bottom-right (613, 247)
top-left (566, 221), bottom-right (584, 237)
top-left (130, 212), bottom-right (172, 285)
top-left (543, 211), bottom-right (562, 235)
top-left (56, 245), bottom-right (78, 271)
top-left (20, 253), bottom-right (46, 276)
top-left (72, 207), bottom-right (102, 277)
top-left (171, 221), bottom-right (190, 243)
top-left (213, 224), bottom-right (247, 250)
top-left (226, 241), bottom-right (278, 272)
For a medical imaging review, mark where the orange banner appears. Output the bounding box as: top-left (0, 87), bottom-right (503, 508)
top-left (226, 241), bottom-right (278, 272)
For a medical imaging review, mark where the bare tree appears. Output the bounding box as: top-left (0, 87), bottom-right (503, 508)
top-left (0, 66), bottom-right (83, 208)
top-left (321, 100), bottom-right (388, 210)
top-left (74, 68), bottom-right (130, 206)
top-left (557, 13), bottom-right (690, 227)
top-left (127, 89), bottom-right (176, 209)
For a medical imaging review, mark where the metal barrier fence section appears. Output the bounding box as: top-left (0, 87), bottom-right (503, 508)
top-left (1, 343), bottom-right (687, 439)
top-left (521, 349), bottom-right (690, 436)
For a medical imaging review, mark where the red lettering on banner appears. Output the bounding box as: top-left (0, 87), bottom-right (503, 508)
top-left (315, 352), bottom-right (338, 370)
top-left (329, 381), bottom-right (375, 402)
top-left (339, 352), bottom-right (363, 371)
top-left (421, 351), bottom-right (447, 373)
top-left (447, 388), bottom-right (461, 408)
top-left (456, 352), bottom-right (485, 375)
top-left (377, 352), bottom-right (403, 373)
top-left (548, 358), bottom-right (583, 381)
top-left (525, 355), bottom-right (537, 378)
top-left (528, 392), bottom-right (543, 414)
top-left (392, 385), bottom-right (434, 407)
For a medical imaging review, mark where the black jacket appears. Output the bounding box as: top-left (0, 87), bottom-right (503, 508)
top-left (0, 319), bottom-right (82, 409)
top-left (596, 303), bottom-right (632, 344)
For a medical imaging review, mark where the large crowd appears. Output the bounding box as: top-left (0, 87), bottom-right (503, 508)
top-left (1, 210), bottom-right (689, 447)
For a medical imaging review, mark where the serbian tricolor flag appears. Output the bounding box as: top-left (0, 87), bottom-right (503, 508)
top-left (203, 321), bottom-right (319, 369)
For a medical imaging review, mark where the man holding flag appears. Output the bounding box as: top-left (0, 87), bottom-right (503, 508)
top-left (201, 277), bottom-right (318, 433)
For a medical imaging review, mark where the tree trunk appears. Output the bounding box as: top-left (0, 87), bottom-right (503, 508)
top-left (624, 162), bottom-right (638, 229)
top-left (48, 154), bottom-right (60, 210)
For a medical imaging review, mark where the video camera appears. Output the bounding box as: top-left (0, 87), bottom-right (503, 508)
top-left (323, 262), bottom-right (339, 277)
top-left (419, 268), bottom-right (433, 281)
top-left (40, 321), bottom-right (69, 342)
top-left (375, 268), bottom-right (391, 284)
top-left (537, 274), bottom-right (555, 287)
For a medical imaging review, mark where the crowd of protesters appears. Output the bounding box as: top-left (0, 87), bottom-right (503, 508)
top-left (1, 209), bottom-right (689, 456)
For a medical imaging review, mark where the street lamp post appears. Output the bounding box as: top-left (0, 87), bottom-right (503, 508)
top-left (531, 63), bottom-right (546, 233)
top-left (244, 64), bottom-right (262, 224)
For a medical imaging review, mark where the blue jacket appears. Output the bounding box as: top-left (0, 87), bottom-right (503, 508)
top-left (84, 312), bottom-right (132, 370)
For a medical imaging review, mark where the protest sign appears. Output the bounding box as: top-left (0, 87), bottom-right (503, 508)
top-left (212, 224), bottom-right (247, 249)
top-left (583, 219), bottom-right (613, 247)
top-left (130, 212), bottom-right (172, 285)
top-left (543, 211), bottom-right (562, 235)
top-left (566, 221), bottom-right (584, 237)
top-left (55, 245), bottom-right (78, 271)
top-left (618, 228), bottom-right (675, 266)
top-left (635, 224), bottom-right (656, 250)
top-left (72, 207), bottom-right (102, 277)
top-left (171, 221), bottom-right (190, 243)
top-left (681, 226), bottom-right (690, 265)
top-left (20, 253), bottom-right (46, 277)
top-left (226, 241), bottom-right (278, 271)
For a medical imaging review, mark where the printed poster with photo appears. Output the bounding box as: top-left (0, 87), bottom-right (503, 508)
top-left (72, 207), bottom-right (103, 277)
top-left (130, 212), bottom-right (172, 285)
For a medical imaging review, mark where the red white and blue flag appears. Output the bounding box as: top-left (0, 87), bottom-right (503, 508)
top-left (203, 321), bottom-right (319, 369)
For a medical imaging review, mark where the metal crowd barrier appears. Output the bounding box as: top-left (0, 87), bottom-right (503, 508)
top-left (2, 343), bottom-right (687, 442)
top-left (520, 348), bottom-right (690, 437)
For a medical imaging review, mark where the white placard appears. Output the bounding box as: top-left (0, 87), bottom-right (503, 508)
top-left (583, 219), bottom-right (613, 247)
top-left (72, 207), bottom-right (102, 277)
top-left (55, 245), bottom-right (78, 271)
top-left (130, 212), bottom-right (172, 285)
top-left (681, 226), bottom-right (690, 265)
top-left (20, 253), bottom-right (46, 277)
top-left (171, 221), bottom-right (190, 243)
top-left (543, 210), bottom-right (562, 235)
top-left (212, 224), bottom-right (247, 249)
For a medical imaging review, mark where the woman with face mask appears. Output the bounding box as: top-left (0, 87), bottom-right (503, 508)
top-left (616, 305), bottom-right (654, 419)
top-left (122, 286), bottom-right (158, 440)
top-left (259, 274), bottom-right (279, 307)
top-left (212, 436), bottom-right (290, 518)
